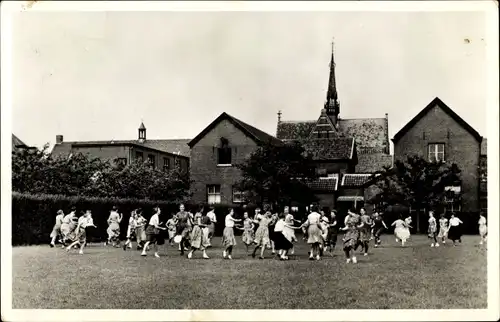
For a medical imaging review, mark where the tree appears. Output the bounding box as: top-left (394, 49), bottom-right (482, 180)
top-left (236, 140), bottom-right (318, 209)
top-left (369, 155), bottom-right (461, 232)
top-left (12, 145), bottom-right (191, 202)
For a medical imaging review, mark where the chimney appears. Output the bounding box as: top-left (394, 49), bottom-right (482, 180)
top-left (56, 135), bottom-right (63, 144)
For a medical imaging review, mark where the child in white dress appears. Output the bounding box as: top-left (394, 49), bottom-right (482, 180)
top-left (478, 213), bottom-right (487, 245)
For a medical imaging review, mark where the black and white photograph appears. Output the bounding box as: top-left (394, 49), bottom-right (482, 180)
top-left (1, 1), bottom-right (498, 321)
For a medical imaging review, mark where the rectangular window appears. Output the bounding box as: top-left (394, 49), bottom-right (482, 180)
top-left (316, 168), bottom-right (327, 176)
top-left (147, 154), bottom-right (155, 168)
top-left (136, 151), bottom-right (144, 162)
top-left (232, 187), bottom-right (244, 203)
top-left (217, 147), bottom-right (232, 165)
top-left (428, 143), bottom-right (445, 162)
top-left (115, 158), bottom-right (127, 167)
top-left (207, 185), bottom-right (221, 204)
top-left (174, 158), bottom-right (181, 168)
top-left (163, 157), bottom-right (170, 171)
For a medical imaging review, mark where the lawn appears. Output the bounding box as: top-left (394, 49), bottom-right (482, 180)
top-left (12, 235), bottom-right (487, 309)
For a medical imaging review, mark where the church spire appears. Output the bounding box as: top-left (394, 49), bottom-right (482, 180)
top-left (324, 38), bottom-right (340, 126)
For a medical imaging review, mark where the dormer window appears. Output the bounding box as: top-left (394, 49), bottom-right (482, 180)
top-left (217, 137), bottom-right (232, 166)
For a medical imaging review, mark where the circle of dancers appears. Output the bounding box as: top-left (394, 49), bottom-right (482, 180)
top-left (48, 203), bottom-right (487, 262)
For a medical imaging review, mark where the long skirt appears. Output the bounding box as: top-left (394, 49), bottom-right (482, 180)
top-left (208, 222), bottom-right (215, 238)
top-left (60, 223), bottom-right (72, 239)
top-left (479, 224), bottom-right (488, 238)
top-left (177, 224), bottom-right (191, 239)
top-left (135, 226), bottom-right (147, 244)
top-left (395, 227), bottom-right (410, 241)
top-left (50, 225), bottom-right (62, 238)
top-left (126, 226), bottom-right (135, 239)
top-left (307, 224), bottom-right (322, 244)
top-left (274, 232), bottom-right (293, 251)
top-left (222, 227), bottom-right (237, 247)
top-left (242, 228), bottom-right (254, 245)
top-left (437, 227), bottom-right (448, 239)
top-left (145, 225), bottom-right (164, 245)
top-left (283, 227), bottom-right (297, 243)
top-left (359, 227), bottom-right (371, 242)
top-left (67, 227), bottom-right (86, 244)
top-left (191, 225), bottom-right (209, 249)
top-left (448, 225), bottom-right (462, 241)
top-left (202, 227), bottom-right (210, 244)
top-left (168, 229), bottom-right (176, 240)
top-left (107, 222), bottom-right (120, 240)
top-left (343, 229), bottom-right (359, 249)
top-left (254, 226), bottom-right (269, 247)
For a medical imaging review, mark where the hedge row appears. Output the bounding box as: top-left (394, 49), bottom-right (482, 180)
top-left (12, 192), bottom-right (251, 245)
top-left (12, 193), bottom-right (483, 246)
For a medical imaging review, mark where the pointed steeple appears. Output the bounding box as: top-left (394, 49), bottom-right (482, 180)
top-left (138, 120), bottom-right (146, 142)
top-left (324, 39), bottom-right (340, 126)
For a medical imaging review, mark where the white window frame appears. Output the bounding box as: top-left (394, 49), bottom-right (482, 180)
top-left (207, 185), bottom-right (221, 205)
top-left (428, 143), bottom-right (445, 162)
top-left (232, 187), bottom-right (244, 204)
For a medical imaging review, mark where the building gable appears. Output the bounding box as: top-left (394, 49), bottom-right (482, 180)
top-left (308, 109), bottom-right (337, 139)
top-left (189, 112), bottom-right (282, 148)
top-left (392, 97), bottom-right (482, 143)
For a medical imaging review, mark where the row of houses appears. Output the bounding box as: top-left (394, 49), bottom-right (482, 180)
top-left (14, 44), bottom-right (487, 215)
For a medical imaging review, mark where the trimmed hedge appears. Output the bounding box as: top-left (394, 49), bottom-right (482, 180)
top-left (12, 193), bottom-right (254, 245)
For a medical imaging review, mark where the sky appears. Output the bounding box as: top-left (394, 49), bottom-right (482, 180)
top-left (11, 10), bottom-right (489, 151)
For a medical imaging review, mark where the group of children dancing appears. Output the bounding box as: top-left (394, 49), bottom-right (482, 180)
top-left (48, 203), bottom-right (488, 261)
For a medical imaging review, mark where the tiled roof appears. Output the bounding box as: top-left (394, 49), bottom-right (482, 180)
top-left (481, 138), bottom-right (487, 156)
top-left (302, 137), bottom-right (354, 160)
top-left (189, 112), bottom-right (283, 148)
top-left (307, 176), bottom-right (339, 192)
top-left (51, 139), bottom-right (191, 158)
top-left (342, 174), bottom-right (373, 187)
top-left (277, 117), bottom-right (389, 153)
top-left (141, 139), bottom-right (190, 157)
top-left (337, 196), bottom-right (364, 201)
top-left (355, 153), bottom-right (393, 173)
top-left (276, 121), bottom-right (316, 141)
top-left (338, 118), bottom-right (388, 151)
top-left (12, 134), bottom-right (28, 148)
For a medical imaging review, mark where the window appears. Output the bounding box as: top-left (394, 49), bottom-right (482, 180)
top-left (115, 158), bottom-right (127, 167)
top-left (316, 168), bottom-right (327, 176)
top-left (174, 158), bottom-right (181, 168)
top-left (163, 157), bottom-right (170, 171)
top-left (207, 185), bottom-right (221, 204)
top-left (136, 152), bottom-right (144, 162)
top-left (217, 147), bottom-right (232, 165)
top-left (147, 154), bottom-right (155, 168)
top-left (428, 143), bottom-right (445, 162)
top-left (444, 186), bottom-right (461, 213)
top-left (232, 187), bottom-right (244, 203)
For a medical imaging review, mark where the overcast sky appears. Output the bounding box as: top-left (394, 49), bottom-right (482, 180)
top-left (12, 10), bottom-right (488, 150)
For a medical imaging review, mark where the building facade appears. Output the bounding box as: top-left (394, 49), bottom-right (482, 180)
top-left (392, 97), bottom-right (484, 213)
top-left (51, 123), bottom-right (190, 173)
top-left (188, 112), bottom-right (282, 205)
top-left (276, 44), bottom-right (392, 212)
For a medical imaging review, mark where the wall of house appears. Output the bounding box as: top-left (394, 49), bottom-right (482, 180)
top-left (69, 145), bottom-right (189, 172)
top-left (129, 146), bottom-right (189, 173)
top-left (393, 103), bottom-right (481, 212)
top-left (315, 193), bottom-right (336, 210)
top-left (190, 119), bottom-right (259, 204)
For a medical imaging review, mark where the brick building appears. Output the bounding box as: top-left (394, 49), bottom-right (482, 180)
top-left (188, 112), bottom-right (282, 205)
top-left (12, 134), bottom-right (36, 152)
top-left (276, 44), bottom-right (392, 212)
top-left (51, 123), bottom-right (190, 173)
top-left (392, 97), bottom-right (484, 214)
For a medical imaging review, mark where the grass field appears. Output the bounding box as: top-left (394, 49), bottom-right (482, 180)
top-left (12, 235), bottom-right (487, 309)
